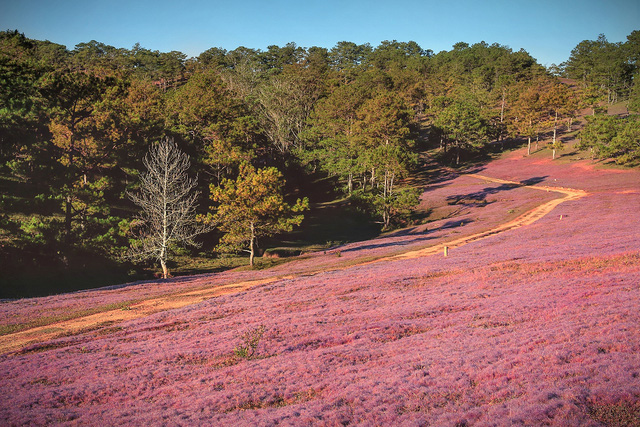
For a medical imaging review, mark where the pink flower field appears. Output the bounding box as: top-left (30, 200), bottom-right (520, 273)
top-left (2, 148), bottom-right (640, 425)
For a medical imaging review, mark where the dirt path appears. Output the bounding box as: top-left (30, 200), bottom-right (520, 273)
top-left (0, 277), bottom-right (286, 355)
top-left (0, 175), bottom-right (587, 356)
top-left (388, 174), bottom-right (588, 261)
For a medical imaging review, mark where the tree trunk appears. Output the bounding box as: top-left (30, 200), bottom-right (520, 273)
top-left (383, 169), bottom-right (388, 200)
top-left (499, 88), bottom-right (506, 143)
top-left (249, 222), bottom-right (255, 267)
top-left (160, 259), bottom-right (168, 279)
top-left (159, 238), bottom-right (169, 278)
top-left (552, 110), bottom-right (558, 145)
top-left (64, 114), bottom-right (77, 245)
top-left (527, 118), bottom-right (533, 155)
top-left (64, 194), bottom-right (72, 244)
top-left (161, 163), bottom-right (169, 277)
top-left (500, 88), bottom-right (506, 124)
top-left (347, 171), bottom-right (353, 196)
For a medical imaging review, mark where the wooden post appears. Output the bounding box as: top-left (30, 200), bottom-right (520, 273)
top-left (444, 246), bottom-right (449, 257)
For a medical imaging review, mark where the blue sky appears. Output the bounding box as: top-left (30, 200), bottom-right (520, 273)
top-left (1, 0), bottom-right (639, 67)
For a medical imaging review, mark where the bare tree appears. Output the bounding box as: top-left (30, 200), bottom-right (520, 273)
top-left (127, 137), bottom-right (208, 279)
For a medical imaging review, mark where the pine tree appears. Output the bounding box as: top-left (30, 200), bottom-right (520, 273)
top-left (206, 163), bottom-right (308, 266)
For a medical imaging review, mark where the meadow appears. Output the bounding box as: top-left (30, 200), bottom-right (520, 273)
top-left (1, 147), bottom-right (639, 425)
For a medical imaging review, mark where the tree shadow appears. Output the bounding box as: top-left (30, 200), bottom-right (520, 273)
top-left (409, 153), bottom-right (463, 194)
top-left (339, 235), bottom-right (437, 253)
top-left (519, 176), bottom-right (547, 186)
top-left (446, 176), bottom-right (548, 207)
top-left (421, 181), bottom-right (452, 194)
top-left (339, 218), bottom-right (475, 253)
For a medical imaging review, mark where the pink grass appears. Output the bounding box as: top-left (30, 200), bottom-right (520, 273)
top-left (1, 147), bottom-right (640, 425)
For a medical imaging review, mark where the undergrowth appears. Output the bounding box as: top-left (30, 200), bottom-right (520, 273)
top-left (233, 324), bottom-right (267, 360)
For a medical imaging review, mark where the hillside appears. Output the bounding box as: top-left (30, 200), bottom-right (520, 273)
top-left (1, 144), bottom-right (639, 425)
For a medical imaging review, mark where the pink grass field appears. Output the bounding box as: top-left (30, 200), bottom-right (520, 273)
top-left (1, 148), bottom-right (640, 425)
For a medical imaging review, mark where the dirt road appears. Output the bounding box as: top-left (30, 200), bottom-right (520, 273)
top-left (389, 174), bottom-right (588, 260)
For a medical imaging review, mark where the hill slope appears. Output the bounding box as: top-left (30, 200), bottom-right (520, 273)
top-left (1, 147), bottom-right (639, 425)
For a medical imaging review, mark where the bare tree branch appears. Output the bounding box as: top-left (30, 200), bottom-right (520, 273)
top-left (126, 137), bottom-right (209, 278)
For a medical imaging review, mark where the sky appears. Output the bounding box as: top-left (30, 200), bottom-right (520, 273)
top-left (1, 0), bottom-right (639, 67)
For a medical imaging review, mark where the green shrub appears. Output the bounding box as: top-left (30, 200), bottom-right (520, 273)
top-left (233, 325), bottom-right (266, 360)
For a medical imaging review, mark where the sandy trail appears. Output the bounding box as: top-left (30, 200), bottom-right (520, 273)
top-left (389, 174), bottom-right (588, 260)
top-left (0, 277), bottom-right (285, 354)
top-left (0, 174), bottom-right (587, 355)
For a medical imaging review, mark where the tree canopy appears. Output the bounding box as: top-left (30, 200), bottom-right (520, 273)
top-left (2, 28), bottom-right (639, 288)
top-left (206, 163), bottom-right (309, 266)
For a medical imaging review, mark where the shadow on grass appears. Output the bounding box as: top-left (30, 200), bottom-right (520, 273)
top-left (340, 218), bottom-right (475, 253)
top-left (446, 176), bottom-right (548, 207)
top-left (0, 247), bottom-right (136, 299)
